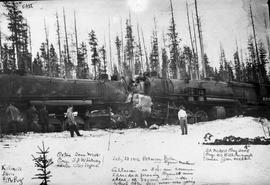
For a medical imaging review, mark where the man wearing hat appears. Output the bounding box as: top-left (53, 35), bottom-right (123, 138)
top-left (66, 105), bottom-right (82, 137)
top-left (178, 105), bottom-right (188, 135)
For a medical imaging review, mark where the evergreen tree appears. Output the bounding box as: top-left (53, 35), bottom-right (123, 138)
top-left (240, 61), bottom-right (247, 82)
top-left (145, 56), bottom-right (150, 73)
top-left (247, 37), bottom-right (258, 82)
top-left (40, 42), bottom-right (49, 76)
top-left (178, 50), bottom-right (187, 79)
top-left (258, 41), bottom-right (268, 83)
top-left (88, 30), bottom-right (99, 79)
top-left (204, 53), bottom-right (214, 78)
top-left (246, 57), bottom-right (254, 82)
top-left (219, 45), bottom-right (233, 81)
top-left (115, 36), bottom-right (122, 75)
top-left (59, 50), bottom-right (66, 78)
top-left (32, 142), bottom-right (53, 185)
top-left (161, 48), bottom-right (169, 79)
top-left (49, 44), bottom-right (60, 77)
top-left (233, 50), bottom-right (241, 82)
top-left (218, 62), bottom-right (225, 81)
top-left (124, 19), bottom-right (134, 77)
top-left (168, 0), bottom-right (180, 79)
top-left (1, 44), bottom-right (8, 73)
top-left (213, 67), bottom-right (219, 80)
top-left (99, 45), bottom-right (107, 76)
top-left (33, 52), bottom-right (43, 75)
top-left (55, 11), bottom-right (63, 77)
top-left (2, 2), bottom-right (30, 72)
top-left (113, 64), bottom-right (118, 77)
top-left (150, 30), bottom-right (159, 75)
top-left (122, 62), bottom-right (130, 77)
top-left (134, 42), bottom-right (142, 75)
top-left (63, 51), bottom-right (74, 79)
top-left (20, 21), bottom-right (31, 73)
top-left (2, 44), bottom-right (15, 73)
top-left (225, 61), bottom-right (234, 81)
top-left (136, 30), bottom-right (143, 74)
top-left (76, 42), bottom-right (89, 79)
top-left (183, 46), bottom-right (193, 79)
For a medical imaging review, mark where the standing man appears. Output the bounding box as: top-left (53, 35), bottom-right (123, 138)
top-left (6, 103), bottom-right (21, 134)
top-left (66, 105), bottom-right (82, 137)
top-left (39, 105), bottom-right (49, 133)
top-left (26, 105), bottom-right (38, 132)
top-left (85, 109), bottom-right (91, 130)
top-left (178, 105), bottom-right (188, 135)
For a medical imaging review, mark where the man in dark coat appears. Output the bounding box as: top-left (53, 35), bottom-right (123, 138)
top-left (25, 105), bottom-right (38, 132)
top-left (39, 105), bottom-right (49, 133)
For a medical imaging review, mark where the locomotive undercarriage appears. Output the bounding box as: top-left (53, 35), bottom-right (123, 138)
top-left (149, 95), bottom-right (244, 126)
top-left (0, 98), bottom-right (134, 134)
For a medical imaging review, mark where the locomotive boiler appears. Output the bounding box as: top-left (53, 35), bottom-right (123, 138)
top-left (0, 74), bottom-right (127, 104)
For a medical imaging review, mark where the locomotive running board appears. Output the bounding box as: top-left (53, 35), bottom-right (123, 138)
top-left (206, 97), bottom-right (239, 103)
top-left (30, 100), bottom-right (93, 106)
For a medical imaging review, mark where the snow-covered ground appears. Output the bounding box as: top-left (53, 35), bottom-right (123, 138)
top-left (1, 116), bottom-right (270, 185)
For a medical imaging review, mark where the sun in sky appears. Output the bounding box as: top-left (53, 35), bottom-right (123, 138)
top-left (127, 0), bottom-right (149, 13)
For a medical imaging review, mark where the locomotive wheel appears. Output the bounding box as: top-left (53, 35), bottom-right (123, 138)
top-left (168, 117), bottom-right (179, 125)
top-left (75, 116), bottom-right (85, 130)
top-left (194, 110), bottom-right (208, 123)
top-left (48, 117), bottom-right (61, 132)
top-left (62, 119), bottom-right (68, 131)
top-left (123, 108), bottom-right (132, 118)
top-left (186, 110), bottom-right (196, 124)
top-left (124, 109), bottom-right (130, 116)
top-left (127, 119), bottom-right (135, 128)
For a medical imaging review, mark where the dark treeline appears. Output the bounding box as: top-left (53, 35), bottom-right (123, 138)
top-left (0, 1), bottom-right (269, 84)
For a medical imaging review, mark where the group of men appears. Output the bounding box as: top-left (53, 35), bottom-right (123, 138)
top-left (5, 103), bottom-right (82, 137)
top-left (5, 102), bottom-right (187, 136)
top-left (5, 103), bottom-right (49, 134)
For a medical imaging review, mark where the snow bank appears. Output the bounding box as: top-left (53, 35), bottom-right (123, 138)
top-left (190, 116), bottom-right (269, 139)
top-left (0, 117), bottom-right (270, 185)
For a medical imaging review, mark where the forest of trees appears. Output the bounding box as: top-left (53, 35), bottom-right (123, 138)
top-left (0, 1), bottom-right (269, 84)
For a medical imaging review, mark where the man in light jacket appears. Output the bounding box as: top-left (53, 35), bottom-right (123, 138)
top-left (178, 105), bottom-right (188, 135)
top-left (66, 105), bottom-right (82, 137)
top-left (6, 103), bottom-right (21, 134)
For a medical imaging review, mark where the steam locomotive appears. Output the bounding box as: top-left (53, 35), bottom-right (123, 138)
top-left (0, 74), bottom-right (269, 133)
top-left (0, 74), bottom-right (132, 132)
top-left (134, 77), bottom-right (270, 124)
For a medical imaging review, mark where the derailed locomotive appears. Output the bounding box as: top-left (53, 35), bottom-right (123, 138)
top-left (0, 74), bottom-right (269, 133)
top-left (0, 74), bottom-right (138, 132)
top-left (133, 77), bottom-right (270, 124)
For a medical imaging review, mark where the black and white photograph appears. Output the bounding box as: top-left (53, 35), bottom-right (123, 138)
top-left (0, 0), bottom-right (270, 184)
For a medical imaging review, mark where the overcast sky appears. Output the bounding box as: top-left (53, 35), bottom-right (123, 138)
top-left (0, 0), bottom-right (269, 70)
